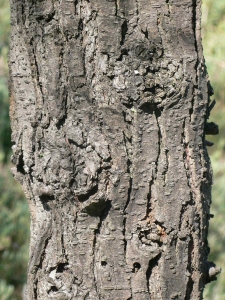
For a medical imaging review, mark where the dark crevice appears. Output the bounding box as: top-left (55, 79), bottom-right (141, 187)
top-left (21, 3), bottom-right (26, 26)
top-left (74, 0), bottom-right (79, 15)
top-left (56, 113), bottom-right (67, 130)
top-left (115, 0), bottom-right (118, 16)
top-left (192, 0), bottom-right (198, 55)
top-left (39, 195), bottom-right (54, 202)
top-left (67, 138), bottom-right (86, 149)
top-left (83, 199), bottom-right (111, 217)
top-left (107, 74), bottom-right (115, 80)
top-left (132, 262), bottom-right (141, 273)
top-left (36, 10), bottom-right (55, 23)
top-left (56, 38), bottom-right (68, 128)
top-left (143, 86), bottom-right (156, 94)
top-left (180, 118), bottom-right (195, 231)
top-left (178, 204), bottom-right (187, 233)
top-left (139, 103), bottom-right (155, 114)
top-left (77, 185), bottom-right (98, 202)
top-left (30, 37), bottom-right (44, 98)
top-left (155, 106), bottom-right (162, 179)
top-left (120, 20), bottom-right (128, 45)
top-left (122, 101), bottom-right (133, 109)
top-left (146, 181), bottom-right (153, 219)
top-left (75, 18), bottom-right (84, 39)
top-left (17, 152), bottom-right (26, 175)
top-left (49, 286), bottom-right (58, 293)
top-left (141, 28), bottom-right (148, 39)
top-left (124, 177), bottom-right (132, 214)
top-left (39, 195), bottom-right (54, 211)
top-left (92, 201), bottom-right (111, 298)
top-left (34, 279), bottom-right (38, 300)
top-left (61, 233), bottom-right (68, 260)
top-left (122, 130), bottom-right (133, 255)
top-left (122, 179), bottom-right (132, 254)
top-left (57, 262), bottom-right (68, 273)
top-left (101, 261), bottom-right (107, 267)
top-left (146, 253), bottom-right (161, 294)
top-left (155, 220), bottom-right (166, 231)
top-left (117, 48), bottom-right (129, 61)
top-left (162, 148), bottom-right (169, 181)
top-left (38, 236), bottom-right (51, 270)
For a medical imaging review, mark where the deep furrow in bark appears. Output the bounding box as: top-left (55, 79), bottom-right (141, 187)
top-left (92, 228), bottom-right (101, 300)
top-left (154, 108), bottom-right (162, 180)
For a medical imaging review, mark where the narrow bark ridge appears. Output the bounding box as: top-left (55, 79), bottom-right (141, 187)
top-left (9, 0), bottom-right (217, 299)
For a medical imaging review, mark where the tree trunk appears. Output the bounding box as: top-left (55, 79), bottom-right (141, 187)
top-left (9, 0), bottom-right (219, 299)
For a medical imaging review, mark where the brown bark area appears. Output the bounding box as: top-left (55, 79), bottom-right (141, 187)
top-left (9, 0), bottom-right (220, 299)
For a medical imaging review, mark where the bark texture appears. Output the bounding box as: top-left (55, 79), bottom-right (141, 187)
top-left (9, 0), bottom-right (218, 299)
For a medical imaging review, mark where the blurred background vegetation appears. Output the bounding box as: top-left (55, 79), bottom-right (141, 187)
top-left (0, 0), bottom-right (30, 299)
top-left (0, 0), bottom-right (224, 299)
top-left (202, 0), bottom-right (225, 299)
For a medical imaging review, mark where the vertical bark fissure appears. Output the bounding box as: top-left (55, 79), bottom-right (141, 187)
top-left (192, 0), bottom-right (198, 56)
top-left (146, 253), bottom-right (161, 295)
top-left (92, 227), bottom-right (101, 300)
top-left (155, 108), bottom-right (162, 180)
top-left (30, 37), bottom-right (44, 99)
top-left (115, 0), bottom-right (118, 16)
top-left (122, 130), bottom-right (133, 256)
top-left (92, 202), bottom-right (112, 299)
top-left (135, 0), bottom-right (139, 17)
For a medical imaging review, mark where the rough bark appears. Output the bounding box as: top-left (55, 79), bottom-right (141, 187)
top-left (9, 0), bottom-right (220, 299)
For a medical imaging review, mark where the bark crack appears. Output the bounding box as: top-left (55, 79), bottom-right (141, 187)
top-left (122, 131), bottom-right (133, 256)
top-left (154, 107), bottom-right (162, 180)
top-left (92, 202), bottom-right (111, 299)
top-left (146, 253), bottom-right (161, 296)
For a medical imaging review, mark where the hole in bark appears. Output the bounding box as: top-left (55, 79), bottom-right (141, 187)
top-left (36, 11), bottom-right (55, 23)
top-left (40, 195), bottom-right (54, 202)
top-left (39, 195), bottom-right (54, 211)
top-left (141, 29), bottom-right (148, 39)
top-left (101, 261), bottom-right (107, 267)
top-left (121, 20), bottom-right (128, 45)
top-left (139, 102), bottom-right (156, 114)
top-left (83, 198), bottom-right (110, 217)
top-left (56, 114), bottom-right (67, 130)
top-left (117, 49), bottom-right (129, 61)
top-left (146, 253), bottom-right (161, 293)
top-left (49, 286), bottom-right (58, 292)
top-left (77, 185), bottom-right (98, 202)
top-left (17, 153), bottom-right (26, 175)
top-left (132, 262), bottom-right (141, 273)
top-left (78, 18), bottom-right (83, 32)
top-left (155, 107), bottom-right (162, 118)
top-left (108, 75), bottom-right (115, 80)
top-left (57, 263), bottom-right (67, 273)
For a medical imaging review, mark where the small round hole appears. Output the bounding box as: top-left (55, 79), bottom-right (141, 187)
top-left (132, 262), bottom-right (141, 273)
top-left (101, 261), bottom-right (107, 267)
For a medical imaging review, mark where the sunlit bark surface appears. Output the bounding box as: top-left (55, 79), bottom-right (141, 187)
top-left (9, 0), bottom-right (218, 299)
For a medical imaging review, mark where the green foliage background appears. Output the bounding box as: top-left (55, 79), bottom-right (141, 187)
top-left (0, 1), bottom-right (30, 299)
top-left (0, 0), bottom-right (224, 299)
top-left (202, 0), bottom-right (225, 299)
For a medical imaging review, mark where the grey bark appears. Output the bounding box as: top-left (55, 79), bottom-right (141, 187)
top-left (9, 0), bottom-right (220, 299)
